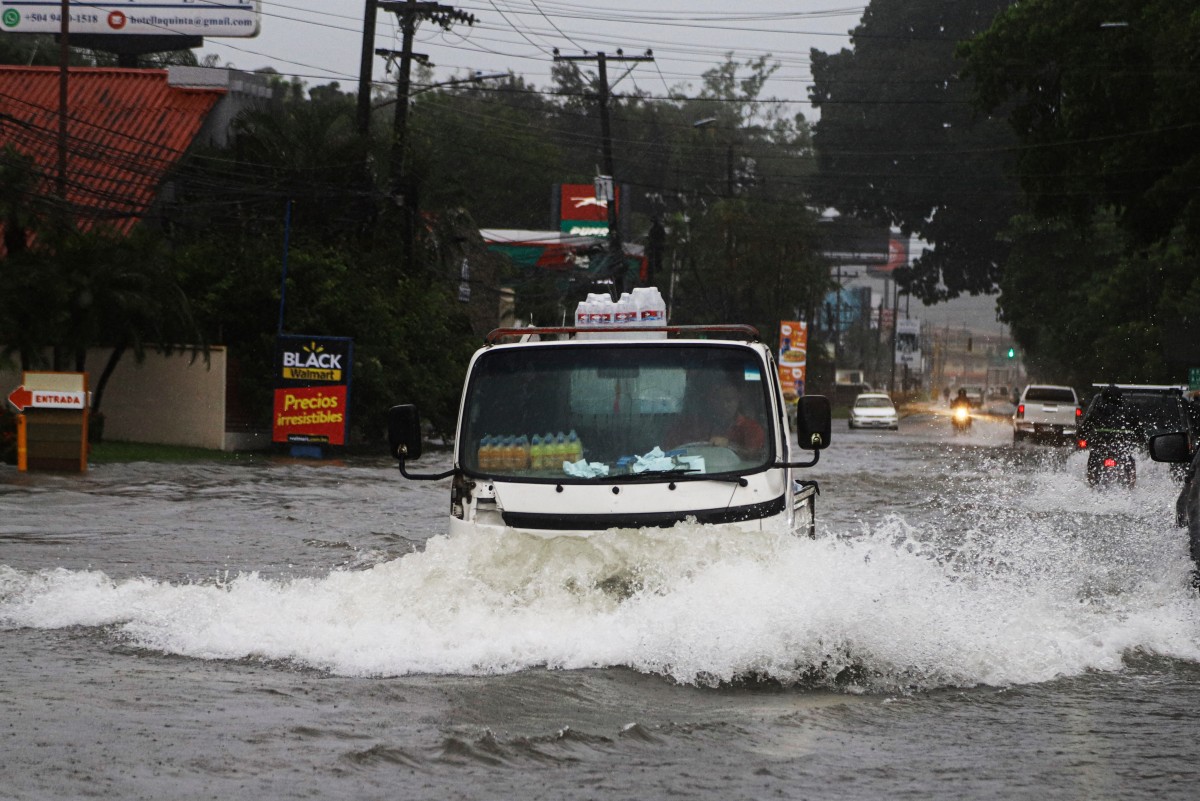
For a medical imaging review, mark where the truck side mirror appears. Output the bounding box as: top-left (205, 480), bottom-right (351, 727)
top-left (796, 395), bottom-right (832, 451)
top-left (1149, 431), bottom-right (1190, 463)
top-left (387, 404), bottom-right (423, 461)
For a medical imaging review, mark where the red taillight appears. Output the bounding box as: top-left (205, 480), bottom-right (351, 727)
top-left (1077, 439), bottom-right (1087, 449)
top-left (1016, 404), bottom-right (1025, 419)
top-left (1103, 457), bottom-right (1117, 468)
top-left (1075, 407), bottom-right (1082, 418)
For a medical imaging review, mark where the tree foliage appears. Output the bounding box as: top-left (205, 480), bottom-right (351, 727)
top-left (961, 0), bottom-right (1200, 252)
top-left (809, 0), bottom-right (1020, 302)
top-left (4, 46), bottom-right (832, 443)
top-left (962, 0), bottom-right (1200, 380)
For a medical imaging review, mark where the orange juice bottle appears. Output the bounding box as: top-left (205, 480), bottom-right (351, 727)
top-left (477, 435), bottom-right (492, 471)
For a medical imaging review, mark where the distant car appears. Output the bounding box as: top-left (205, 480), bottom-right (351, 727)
top-left (1078, 384), bottom-right (1192, 487)
top-left (1013, 384), bottom-right (1081, 444)
top-left (848, 392), bottom-right (899, 430)
top-left (961, 386), bottom-right (985, 409)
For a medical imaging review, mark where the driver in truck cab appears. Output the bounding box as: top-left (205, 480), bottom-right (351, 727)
top-left (666, 379), bottom-right (766, 457)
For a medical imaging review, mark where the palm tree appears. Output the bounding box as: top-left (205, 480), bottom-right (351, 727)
top-left (52, 227), bottom-right (205, 420)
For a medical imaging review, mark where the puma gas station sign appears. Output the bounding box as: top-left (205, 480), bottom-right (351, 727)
top-left (558, 183), bottom-right (619, 237)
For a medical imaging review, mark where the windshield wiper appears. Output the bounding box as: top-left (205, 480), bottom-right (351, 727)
top-left (609, 468), bottom-right (751, 487)
top-left (609, 467), bottom-right (700, 481)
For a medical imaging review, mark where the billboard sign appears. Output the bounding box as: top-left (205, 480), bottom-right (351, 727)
top-left (558, 182), bottom-right (618, 237)
top-left (868, 236), bottom-right (909, 275)
top-left (895, 318), bottom-right (921, 367)
top-left (778, 320), bottom-right (808, 401)
top-left (273, 335), bottom-right (352, 446)
top-left (0, 1), bottom-right (261, 37)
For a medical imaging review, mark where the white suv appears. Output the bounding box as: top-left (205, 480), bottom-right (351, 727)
top-left (1013, 384), bottom-right (1081, 444)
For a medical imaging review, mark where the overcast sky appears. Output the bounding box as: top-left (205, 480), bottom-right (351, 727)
top-left (198, 1), bottom-right (861, 118)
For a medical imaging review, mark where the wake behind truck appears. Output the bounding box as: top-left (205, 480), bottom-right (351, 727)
top-left (387, 325), bottom-right (832, 538)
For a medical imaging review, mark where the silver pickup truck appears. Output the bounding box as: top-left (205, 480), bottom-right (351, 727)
top-left (1013, 384), bottom-right (1081, 444)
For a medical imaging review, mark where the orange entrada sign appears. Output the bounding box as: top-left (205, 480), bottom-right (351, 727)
top-left (8, 371), bottom-right (89, 473)
top-left (7, 386), bottom-right (88, 411)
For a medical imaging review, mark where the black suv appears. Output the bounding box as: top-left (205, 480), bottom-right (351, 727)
top-left (1147, 392), bottom-right (1200, 584)
top-left (1077, 384), bottom-right (1194, 487)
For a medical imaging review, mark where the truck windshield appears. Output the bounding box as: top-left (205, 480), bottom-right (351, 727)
top-left (460, 344), bottom-right (774, 480)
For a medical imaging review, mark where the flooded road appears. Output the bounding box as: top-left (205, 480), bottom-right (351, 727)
top-left (3, 412), bottom-right (1200, 799)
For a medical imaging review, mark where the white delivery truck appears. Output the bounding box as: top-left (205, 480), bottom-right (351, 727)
top-left (387, 324), bottom-right (832, 538)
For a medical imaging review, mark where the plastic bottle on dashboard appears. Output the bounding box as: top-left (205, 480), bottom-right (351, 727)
top-left (567, 430), bottom-right (583, 463)
top-left (477, 435), bottom-right (491, 471)
top-left (518, 435), bottom-right (531, 469)
top-left (553, 432), bottom-right (568, 466)
top-left (530, 434), bottom-right (544, 470)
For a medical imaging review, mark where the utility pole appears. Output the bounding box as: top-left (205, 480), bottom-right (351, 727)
top-left (356, 0), bottom-right (378, 136)
top-left (889, 285), bottom-right (901, 393)
top-left (56, 0), bottom-right (70, 206)
top-left (553, 49), bottom-right (654, 295)
top-left (376, 1), bottom-right (475, 271)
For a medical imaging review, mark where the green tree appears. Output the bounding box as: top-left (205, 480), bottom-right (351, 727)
top-left (1, 146), bottom-right (68, 370)
top-left (172, 80), bottom-right (488, 440)
top-left (809, 0), bottom-right (1019, 302)
top-left (53, 227), bottom-right (203, 414)
top-left (410, 75), bottom-right (565, 230)
top-left (662, 57), bottom-right (828, 335)
top-left (961, 0), bottom-right (1200, 252)
top-left (961, 0), bottom-right (1200, 378)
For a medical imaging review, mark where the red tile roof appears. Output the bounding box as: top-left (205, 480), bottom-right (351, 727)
top-left (0, 66), bottom-right (224, 242)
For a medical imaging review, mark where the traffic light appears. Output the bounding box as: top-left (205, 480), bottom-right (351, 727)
top-left (1007, 347), bottom-right (1016, 359)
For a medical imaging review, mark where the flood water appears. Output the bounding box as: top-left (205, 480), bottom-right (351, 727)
top-left (3, 411), bottom-right (1200, 799)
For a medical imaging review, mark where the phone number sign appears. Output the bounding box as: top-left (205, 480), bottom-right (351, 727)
top-left (0, 1), bottom-right (261, 38)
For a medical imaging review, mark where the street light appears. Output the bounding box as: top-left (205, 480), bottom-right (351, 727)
top-left (692, 117), bottom-right (735, 197)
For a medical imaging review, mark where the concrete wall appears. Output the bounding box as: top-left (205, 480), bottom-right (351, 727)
top-left (2, 347), bottom-right (230, 451)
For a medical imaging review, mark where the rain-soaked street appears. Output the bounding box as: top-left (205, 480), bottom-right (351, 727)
top-left (3, 410), bottom-right (1200, 800)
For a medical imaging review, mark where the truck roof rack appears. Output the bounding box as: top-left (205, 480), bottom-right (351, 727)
top-left (1089, 383), bottom-right (1188, 392)
top-left (484, 324), bottom-right (762, 344)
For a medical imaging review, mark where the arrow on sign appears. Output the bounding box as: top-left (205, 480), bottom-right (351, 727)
top-left (6, 386), bottom-right (87, 411)
top-left (7, 386), bottom-right (32, 411)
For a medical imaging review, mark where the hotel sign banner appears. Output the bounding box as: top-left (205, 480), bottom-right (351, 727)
top-left (273, 335), bottom-right (352, 446)
top-left (0, 1), bottom-right (261, 37)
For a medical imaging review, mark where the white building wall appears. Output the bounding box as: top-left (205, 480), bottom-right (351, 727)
top-left (2, 347), bottom-right (231, 451)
